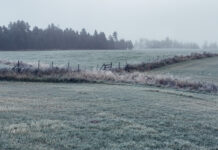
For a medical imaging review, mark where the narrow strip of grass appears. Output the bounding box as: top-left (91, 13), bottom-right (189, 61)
top-left (123, 52), bottom-right (218, 72)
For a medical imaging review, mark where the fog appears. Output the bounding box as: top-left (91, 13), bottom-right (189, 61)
top-left (1, 0), bottom-right (218, 44)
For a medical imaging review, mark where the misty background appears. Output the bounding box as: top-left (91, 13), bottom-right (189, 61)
top-left (0, 0), bottom-right (218, 45)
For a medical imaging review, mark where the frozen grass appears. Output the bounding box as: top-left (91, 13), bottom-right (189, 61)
top-left (124, 52), bottom-right (218, 72)
top-left (0, 82), bottom-right (218, 149)
top-left (0, 69), bottom-right (217, 93)
top-left (0, 52), bottom-right (217, 93)
top-left (0, 51), bottom-right (218, 149)
top-left (153, 56), bottom-right (218, 85)
top-left (1, 49), bottom-right (217, 70)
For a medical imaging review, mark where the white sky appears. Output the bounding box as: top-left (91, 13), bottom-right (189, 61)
top-left (0, 0), bottom-right (218, 44)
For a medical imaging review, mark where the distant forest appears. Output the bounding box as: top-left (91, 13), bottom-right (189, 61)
top-left (134, 38), bottom-right (218, 49)
top-left (0, 20), bottom-right (133, 50)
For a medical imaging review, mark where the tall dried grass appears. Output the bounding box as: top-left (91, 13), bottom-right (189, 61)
top-left (0, 69), bottom-right (217, 93)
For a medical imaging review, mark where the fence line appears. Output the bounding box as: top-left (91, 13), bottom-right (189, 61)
top-left (2, 55), bottom-right (178, 73)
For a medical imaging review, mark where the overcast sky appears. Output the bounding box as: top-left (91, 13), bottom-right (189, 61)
top-left (0, 0), bottom-right (218, 44)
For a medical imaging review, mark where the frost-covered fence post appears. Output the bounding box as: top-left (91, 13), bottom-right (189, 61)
top-left (38, 60), bottom-right (40, 70)
top-left (67, 62), bottom-right (70, 71)
top-left (17, 60), bottom-right (20, 73)
top-left (77, 64), bottom-right (80, 72)
top-left (17, 60), bottom-right (22, 73)
top-left (51, 61), bottom-right (53, 70)
top-left (17, 60), bottom-right (19, 69)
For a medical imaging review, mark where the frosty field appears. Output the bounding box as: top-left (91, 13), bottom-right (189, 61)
top-left (1, 50), bottom-right (218, 149)
top-left (0, 81), bottom-right (218, 149)
top-left (1, 49), bottom-right (217, 69)
top-left (152, 56), bottom-right (218, 84)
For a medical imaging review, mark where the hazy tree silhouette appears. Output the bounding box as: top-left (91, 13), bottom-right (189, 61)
top-left (135, 38), bottom-right (200, 49)
top-left (0, 20), bottom-right (133, 50)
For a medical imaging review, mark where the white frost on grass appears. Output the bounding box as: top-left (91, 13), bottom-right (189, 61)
top-left (69, 70), bottom-right (217, 93)
top-left (96, 111), bottom-right (157, 134)
top-left (5, 123), bottom-right (29, 134)
top-left (4, 119), bottom-right (66, 135)
top-left (31, 119), bottom-right (66, 130)
top-left (171, 139), bottom-right (204, 150)
top-left (0, 61), bottom-right (217, 93)
top-left (0, 105), bottom-right (25, 112)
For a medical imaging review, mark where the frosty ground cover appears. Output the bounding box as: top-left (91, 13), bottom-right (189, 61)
top-left (1, 49), bottom-right (217, 70)
top-left (0, 82), bottom-right (218, 149)
top-left (152, 56), bottom-right (218, 84)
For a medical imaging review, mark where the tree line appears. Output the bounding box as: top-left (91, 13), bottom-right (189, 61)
top-left (0, 20), bottom-right (133, 50)
top-left (202, 42), bottom-right (218, 49)
top-left (134, 38), bottom-right (200, 49)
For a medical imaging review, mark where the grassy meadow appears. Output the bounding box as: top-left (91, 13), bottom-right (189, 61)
top-left (152, 56), bottom-right (218, 84)
top-left (0, 82), bottom-right (218, 150)
top-left (0, 50), bottom-right (218, 149)
top-left (1, 49), bottom-right (217, 70)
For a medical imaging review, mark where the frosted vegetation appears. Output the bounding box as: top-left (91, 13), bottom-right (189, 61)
top-left (0, 52), bottom-right (217, 93)
top-left (0, 69), bottom-right (217, 93)
top-left (0, 49), bottom-right (217, 70)
top-left (0, 82), bottom-right (218, 149)
top-left (1, 50), bottom-right (218, 149)
top-left (124, 52), bottom-right (218, 72)
top-left (153, 56), bottom-right (218, 85)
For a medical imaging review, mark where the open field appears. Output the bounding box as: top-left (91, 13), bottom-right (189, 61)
top-left (0, 81), bottom-right (218, 150)
top-left (1, 51), bottom-right (218, 149)
top-left (1, 49), bottom-right (218, 69)
top-left (0, 52), bottom-right (218, 94)
top-left (152, 56), bottom-right (218, 84)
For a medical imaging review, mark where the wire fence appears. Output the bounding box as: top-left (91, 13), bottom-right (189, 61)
top-left (0, 55), bottom-right (179, 72)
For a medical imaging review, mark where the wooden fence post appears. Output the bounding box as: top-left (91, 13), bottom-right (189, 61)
top-left (78, 64), bottom-right (80, 72)
top-left (51, 61), bottom-right (53, 69)
top-left (17, 60), bottom-right (20, 73)
top-left (38, 60), bottom-right (40, 70)
top-left (67, 62), bottom-right (70, 71)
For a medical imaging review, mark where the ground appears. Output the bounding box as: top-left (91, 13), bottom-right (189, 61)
top-left (152, 56), bottom-right (218, 84)
top-left (0, 57), bottom-right (218, 150)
